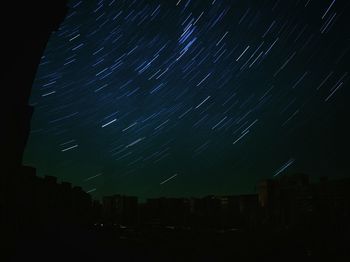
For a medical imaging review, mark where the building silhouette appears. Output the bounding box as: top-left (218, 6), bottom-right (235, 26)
top-left (140, 197), bottom-right (190, 227)
top-left (101, 194), bottom-right (138, 227)
top-left (258, 173), bottom-right (350, 232)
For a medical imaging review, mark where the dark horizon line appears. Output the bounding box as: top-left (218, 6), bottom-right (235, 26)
top-left (19, 165), bottom-right (349, 202)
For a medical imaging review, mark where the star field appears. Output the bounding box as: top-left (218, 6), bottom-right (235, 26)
top-left (24, 0), bottom-right (350, 199)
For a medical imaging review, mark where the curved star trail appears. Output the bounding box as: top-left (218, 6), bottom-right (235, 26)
top-left (24, 0), bottom-right (349, 199)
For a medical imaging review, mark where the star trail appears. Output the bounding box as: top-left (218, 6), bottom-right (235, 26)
top-left (24, 0), bottom-right (349, 199)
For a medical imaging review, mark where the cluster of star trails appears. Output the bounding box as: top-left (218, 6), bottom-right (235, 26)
top-left (25, 0), bottom-right (349, 197)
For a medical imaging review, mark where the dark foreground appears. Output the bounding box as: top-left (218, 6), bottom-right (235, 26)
top-left (5, 225), bottom-right (349, 262)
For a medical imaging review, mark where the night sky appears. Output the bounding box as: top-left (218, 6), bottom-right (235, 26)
top-left (24, 0), bottom-right (349, 200)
